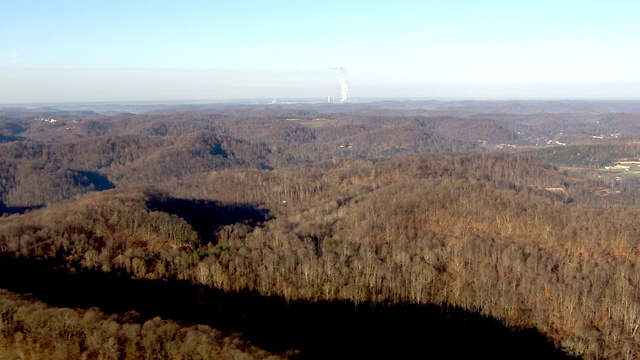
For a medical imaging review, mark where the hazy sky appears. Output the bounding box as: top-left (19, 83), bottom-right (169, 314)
top-left (2, 0), bottom-right (640, 103)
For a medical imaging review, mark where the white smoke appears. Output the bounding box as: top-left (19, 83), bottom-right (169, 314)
top-left (339, 78), bottom-right (349, 103)
top-left (330, 65), bottom-right (349, 103)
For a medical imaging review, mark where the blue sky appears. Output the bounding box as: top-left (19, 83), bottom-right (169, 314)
top-left (1, 0), bottom-right (640, 103)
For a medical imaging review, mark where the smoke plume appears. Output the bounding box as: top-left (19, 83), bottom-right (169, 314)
top-left (330, 65), bottom-right (349, 103)
top-left (339, 78), bottom-right (349, 103)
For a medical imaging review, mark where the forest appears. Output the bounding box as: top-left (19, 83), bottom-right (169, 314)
top-left (2, 100), bottom-right (640, 358)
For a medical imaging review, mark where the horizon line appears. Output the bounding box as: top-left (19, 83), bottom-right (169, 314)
top-left (4, 96), bottom-right (640, 107)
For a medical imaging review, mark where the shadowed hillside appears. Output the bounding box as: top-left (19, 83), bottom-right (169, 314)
top-left (0, 256), bottom-right (573, 360)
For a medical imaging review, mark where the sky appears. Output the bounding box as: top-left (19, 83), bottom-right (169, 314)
top-left (1, 0), bottom-right (640, 103)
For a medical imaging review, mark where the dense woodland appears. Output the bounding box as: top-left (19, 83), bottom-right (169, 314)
top-left (2, 100), bottom-right (640, 358)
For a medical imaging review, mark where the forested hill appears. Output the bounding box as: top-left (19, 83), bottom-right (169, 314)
top-left (0, 131), bottom-right (274, 206)
top-left (0, 152), bottom-right (636, 358)
top-left (0, 105), bottom-right (501, 207)
top-left (3, 101), bottom-right (640, 358)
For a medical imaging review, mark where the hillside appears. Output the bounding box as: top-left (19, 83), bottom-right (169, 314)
top-left (0, 153), bottom-right (635, 358)
top-left (2, 100), bottom-right (640, 358)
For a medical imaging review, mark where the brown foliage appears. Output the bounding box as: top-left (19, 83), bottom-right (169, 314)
top-left (4, 103), bottom-right (640, 358)
top-left (0, 289), bottom-right (280, 359)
